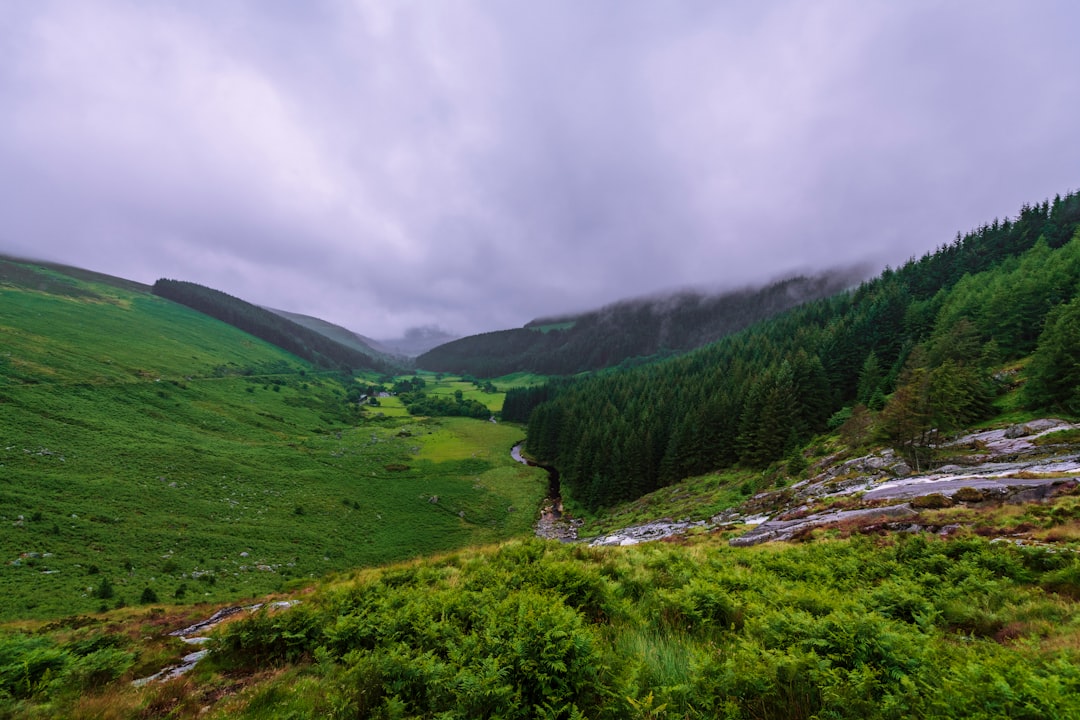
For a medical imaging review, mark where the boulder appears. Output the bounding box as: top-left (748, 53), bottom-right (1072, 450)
top-left (1004, 424), bottom-right (1033, 439)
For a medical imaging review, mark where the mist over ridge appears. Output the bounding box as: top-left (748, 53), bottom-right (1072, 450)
top-left (417, 266), bottom-right (868, 376)
top-left (2, 2), bottom-right (1079, 337)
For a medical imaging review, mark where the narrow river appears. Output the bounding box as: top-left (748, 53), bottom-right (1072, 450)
top-left (512, 442), bottom-right (576, 540)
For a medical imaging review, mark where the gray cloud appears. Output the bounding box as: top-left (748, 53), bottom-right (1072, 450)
top-left (2, 1), bottom-right (1079, 337)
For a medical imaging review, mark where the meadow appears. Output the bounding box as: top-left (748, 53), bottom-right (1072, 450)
top-left (0, 267), bottom-right (548, 620)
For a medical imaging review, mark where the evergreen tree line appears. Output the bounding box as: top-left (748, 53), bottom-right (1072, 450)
top-left (501, 379), bottom-right (577, 423)
top-left (152, 279), bottom-right (397, 374)
top-left (522, 192), bottom-right (1080, 511)
top-left (416, 271), bottom-right (862, 376)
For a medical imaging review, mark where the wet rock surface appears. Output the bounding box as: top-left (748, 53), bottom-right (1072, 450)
top-left (516, 419), bottom-right (1080, 549)
top-left (589, 519), bottom-right (707, 546)
top-left (133, 601), bottom-right (298, 686)
top-left (726, 421), bottom-right (1079, 546)
top-left (729, 504), bottom-right (919, 546)
top-left (513, 443), bottom-right (577, 541)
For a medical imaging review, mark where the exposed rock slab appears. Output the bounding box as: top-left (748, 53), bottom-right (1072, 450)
top-left (589, 519), bottom-right (706, 546)
top-left (729, 504), bottom-right (918, 547)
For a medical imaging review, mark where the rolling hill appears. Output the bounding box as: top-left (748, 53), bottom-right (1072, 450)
top-left (151, 279), bottom-right (401, 374)
top-left (0, 259), bottom-right (547, 620)
top-left (266, 307), bottom-right (406, 367)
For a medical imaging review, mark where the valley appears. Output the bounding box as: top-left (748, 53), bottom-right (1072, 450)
top-left (2, 190), bottom-right (1080, 718)
top-left (0, 263), bottom-right (549, 621)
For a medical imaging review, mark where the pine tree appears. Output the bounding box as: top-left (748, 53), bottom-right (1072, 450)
top-left (1024, 297), bottom-right (1080, 414)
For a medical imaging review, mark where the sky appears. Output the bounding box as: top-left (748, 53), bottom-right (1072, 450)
top-left (2, 1), bottom-right (1079, 339)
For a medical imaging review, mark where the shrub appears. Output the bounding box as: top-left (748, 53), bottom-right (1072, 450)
top-left (910, 494), bottom-right (953, 509)
top-left (1042, 564), bottom-right (1080, 600)
top-left (952, 487), bottom-right (985, 503)
top-left (60, 647), bottom-right (135, 691)
top-left (0, 636), bottom-right (68, 699)
top-left (93, 577), bottom-right (114, 600)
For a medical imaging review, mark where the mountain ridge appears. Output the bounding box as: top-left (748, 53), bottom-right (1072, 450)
top-left (417, 268), bottom-right (866, 376)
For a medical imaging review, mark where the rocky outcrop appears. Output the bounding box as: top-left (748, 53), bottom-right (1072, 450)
top-left (729, 504), bottom-right (918, 547)
top-left (518, 420), bottom-right (1079, 550)
top-left (589, 520), bottom-right (707, 547)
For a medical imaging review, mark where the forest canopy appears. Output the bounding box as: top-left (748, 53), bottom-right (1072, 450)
top-left (516, 192), bottom-right (1080, 510)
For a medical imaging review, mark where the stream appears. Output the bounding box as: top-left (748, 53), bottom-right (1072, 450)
top-left (132, 601), bottom-right (297, 687)
top-left (511, 442), bottom-right (579, 541)
top-left (511, 443), bottom-right (698, 544)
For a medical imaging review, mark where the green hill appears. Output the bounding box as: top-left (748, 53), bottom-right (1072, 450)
top-left (0, 260), bottom-right (547, 620)
top-left (519, 192), bottom-right (1080, 510)
top-left (416, 270), bottom-right (863, 376)
top-left (265, 307), bottom-right (406, 368)
top-left (151, 279), bottom-right (400, 374)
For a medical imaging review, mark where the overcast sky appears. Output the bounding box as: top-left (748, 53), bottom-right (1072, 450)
top-left (2, 1), bottom-right (1079, 338)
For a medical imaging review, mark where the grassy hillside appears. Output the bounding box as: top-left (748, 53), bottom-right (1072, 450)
top-left (0, 261), bottom-right (548, 620)
top-left (151, 279), bottom-right (399, 374)
top-left (3, 532), bottom-right (1079, 719)
top-left (266, 307), bottom-right (404, 368)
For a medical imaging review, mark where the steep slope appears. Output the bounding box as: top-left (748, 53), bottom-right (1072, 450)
top-left (152, 279), bottom-right (400, 373)
top-left (521, 191), bottom-right (1080, 510)
top-left (416, 269), bottom-right (864, 376)
top-left (0, 261), bottom-right (546, 620)
top-left (266, 306), bottom-right (404, 367)
top-left (10, 529), bottom-right (1078, 719)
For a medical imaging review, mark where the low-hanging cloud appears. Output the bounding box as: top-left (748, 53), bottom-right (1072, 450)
top-left (2, 1), bottom-right (1079, 337)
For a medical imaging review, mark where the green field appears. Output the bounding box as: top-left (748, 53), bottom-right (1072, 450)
top-left (0, 266), bottom-right (548, 620)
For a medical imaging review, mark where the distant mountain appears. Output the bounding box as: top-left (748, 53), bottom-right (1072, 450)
top-left (416, 269), bottom-right (866, 377)
top-left (267, 307), bottom-right (405, 366)
top-left (152, 279), bottom-right (399, 373)
top-left (377, 326), bottom-right (460, 357)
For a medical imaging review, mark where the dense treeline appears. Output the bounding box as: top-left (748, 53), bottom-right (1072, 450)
top-left (417, 271), bottom-right (862, 376)
top-left (152, 279), bottom-right (398, 373)
top-left (402, 391), bottom-right (492, 419)
top-left (525, 192), bottom-right (1080, 510)
top-left (500, 379), bottom-right (576, 423)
